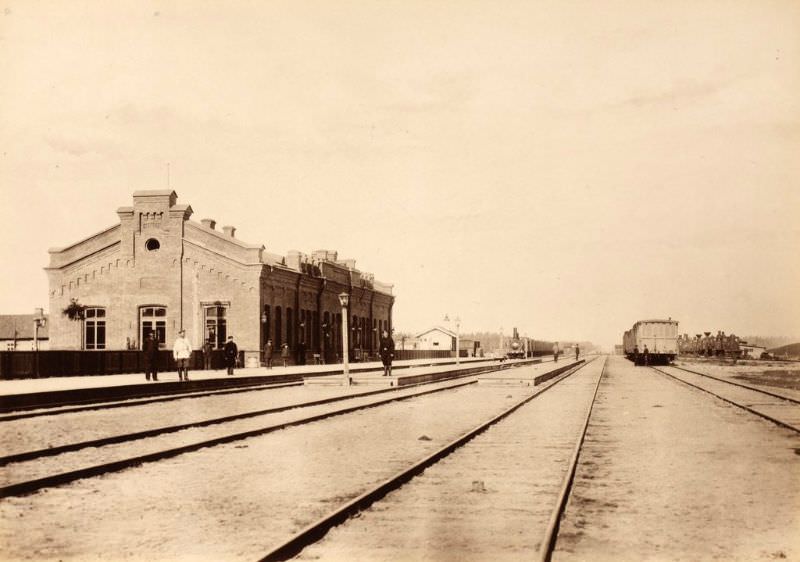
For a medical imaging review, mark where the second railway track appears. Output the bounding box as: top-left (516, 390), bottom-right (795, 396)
top-left (262, 357), bottom-right (605, 561)
top-left (652, 364), bottom-right (800, 432)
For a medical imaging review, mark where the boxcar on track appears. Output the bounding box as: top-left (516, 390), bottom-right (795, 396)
top-left (623, 319), bottom-right (679, 365)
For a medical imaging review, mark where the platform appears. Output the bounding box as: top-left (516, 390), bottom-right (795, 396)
top-left (0, 357), bottom-right (497, 412)
top-left (477, 359), bottom-right (584, 386)
top-left (304, 358), bottom-right (546, 387)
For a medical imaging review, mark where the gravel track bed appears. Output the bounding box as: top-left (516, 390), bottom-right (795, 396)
top-left (0, 386), bottom-right (357, 457)
top-left (293, 359), bottom-right (605, 561)
top-left (0, 379), bottom-right (476, 486)
top-left (553, 356), bottom-right (800, 562)
top-left (0, 381), bottom-right (543, 561)
top-left (657, 366), bottom-right (800, 428)
top-left (675, 361), bottom-right (800, 399)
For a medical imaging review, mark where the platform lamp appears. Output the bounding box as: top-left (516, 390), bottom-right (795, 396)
top-left (260, 310), bottom-right (268, 364)
top-left (454, 316), bottom-right (461, 365)
top-left (338, 293), bottom-right (351, 386)
top-left (33, 308), bottom-right (46, 378)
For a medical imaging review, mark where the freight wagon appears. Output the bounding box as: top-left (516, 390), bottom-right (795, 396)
top-left (623, 319), bottom-right (678, 365)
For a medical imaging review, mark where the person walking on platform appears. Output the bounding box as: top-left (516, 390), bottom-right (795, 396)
top-left (264, 339), bottom-right (274, 369)
top-left (173, 329), bottom-right (192, 381)
top-left (643, 344), bottom-right (650, 366)
top-left (143, 332), bottom-right (159, 381)
top-left (224, 335), bottom-right (238, 375)
top-left (281, 343), bottom-right (290, 367)
top-left (553, 342), bottom-right (560, 363)
top-left (202, 340), bottom-right (212, 370)
top-left (379, 329), bottom-right (395, 376)
top-left (575, 344), bottom-right (580, 361)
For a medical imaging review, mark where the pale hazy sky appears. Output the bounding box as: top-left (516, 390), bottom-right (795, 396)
top-left (1, 1), bottom-right (798, 349)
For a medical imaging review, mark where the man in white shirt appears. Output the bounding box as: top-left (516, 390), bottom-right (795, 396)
top-left (173, 329), bottom-right (192, 381)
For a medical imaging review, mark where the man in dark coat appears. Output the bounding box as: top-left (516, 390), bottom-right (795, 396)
top-left (224, 336), bottom-right (238, 375)
top-left (143, 332), bottom-right (159, 381)
top-left (202, 340), bottom-right (212, 370)
top-left (264, 339), bottom-right (274, 369)
top-left (379, 330), bottom-right (395, 376)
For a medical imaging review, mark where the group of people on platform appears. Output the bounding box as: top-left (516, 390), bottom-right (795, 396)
top-left (142, 330), bottom-right (240, 382)
top-left (142, 328), bottom-right (397, 381)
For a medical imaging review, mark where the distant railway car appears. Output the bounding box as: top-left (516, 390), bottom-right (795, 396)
top-left (623, 319), bottom-right (679, 365)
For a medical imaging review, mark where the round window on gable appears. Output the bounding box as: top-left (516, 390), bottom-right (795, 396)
top-left (145, 238), bottom-right (161, 251)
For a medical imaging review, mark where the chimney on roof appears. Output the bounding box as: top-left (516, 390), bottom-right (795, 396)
top-left (286, 250), bottom-right (306, 271)
top-left (222, 226), bottom-right (236, 238)
top-left (201, 218), bottom-right (216, 230)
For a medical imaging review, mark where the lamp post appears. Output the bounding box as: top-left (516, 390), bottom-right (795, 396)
top-left (321, 321), bottom-right (328, 364)
top-left (338, 293), bottom-right (350, 386)
top-left (260, 311), bottom-right (268, 365)
top-left (454, 315), bottom-right (461, 365)
top-left (33, 308), bottom-right (46, 378)
top-left (444, 313), bottom-right (461, 364)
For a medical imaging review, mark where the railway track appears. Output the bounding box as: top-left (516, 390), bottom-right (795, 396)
top-left (0, 380), bottom-right (303, 422)
top-left (0, 358), bottom-right (520, 421)
top-left (260, 356), bottom-right (604, 561)
top-left (0, 377), bottom-right (482, 498)
top-left (0, 360), bottom-right (559, 499)
top-left (651, 365), bottom-right (800, 433)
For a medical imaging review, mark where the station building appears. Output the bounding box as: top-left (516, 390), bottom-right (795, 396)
top-left (46, 190), bottom-right (394, 365)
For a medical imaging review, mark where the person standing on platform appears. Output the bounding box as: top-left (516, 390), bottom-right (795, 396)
top-left (202, 340), bottom-right (212, 370)
top-left (173, 329), bottom-right (192, 381)
top-left (379, 329), bottom-right (395, 376)
top-left (281, 343), bottom-right (290, 367)
top-left (264, 339), bottom-right (274, 369)
top-left (143, 332), bottom-right (159, 381)
top-left (633, 345), bottom-right (640, 366)
top-left (575, 345), bottom-right (580, 361)
top-left (643, 344), bottom-right (650, 366)
top-left (553, 342), bottom-right (560, 363)
top-left (224, 335), bottom-right (238, 375)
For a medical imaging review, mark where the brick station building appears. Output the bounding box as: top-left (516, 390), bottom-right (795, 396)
top-left (46, 190), bottom-right (394, 366)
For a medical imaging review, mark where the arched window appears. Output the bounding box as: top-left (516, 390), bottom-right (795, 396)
top-left (85, 308), bottom-right (106, 350)
top-left (140, 306), bottom-right (166, 349)
top-left (286, 307), bottom-right (294, 349)
top-left (204, 305), bottom-right (228, 349)
top-left (274, 307), bottom-right (282, 347)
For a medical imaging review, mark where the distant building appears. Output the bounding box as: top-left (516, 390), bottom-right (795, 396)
top-left (459, 338), bottom-right (479, 357)
top-left (415, 327), bottom-right (457, 351)
top-left (739, 344), bottom-right (767, 359)
top-left (45, 190), bottom-right (394, 364)
top-left (614, 344), bottom-right (624, 355)
top-left (0, 313), bottom-right (49, 351)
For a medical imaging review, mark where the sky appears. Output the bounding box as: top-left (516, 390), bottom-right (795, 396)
top-left (1, 0), bottom-right (798, 350)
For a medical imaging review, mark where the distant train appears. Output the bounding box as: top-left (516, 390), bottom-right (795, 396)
top-left (676, 332), bottom-right (743, 359)
top-left (501, 328), bottom-right (555, 360)
top-left (623, 319), bottom-right (679, 365)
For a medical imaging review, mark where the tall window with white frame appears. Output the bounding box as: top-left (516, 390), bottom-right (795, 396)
top-left (204, 305), bottom-right (228, 349)
top-left (140, 306), bottom-right (166, 349)
top-left (85, 308), bottom-right (106, 350)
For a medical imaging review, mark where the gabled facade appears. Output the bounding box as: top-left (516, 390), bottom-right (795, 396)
top-left (414, 326), bottom-right (457, 351)
top-left (46, 190), bottom-right (394, 364)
